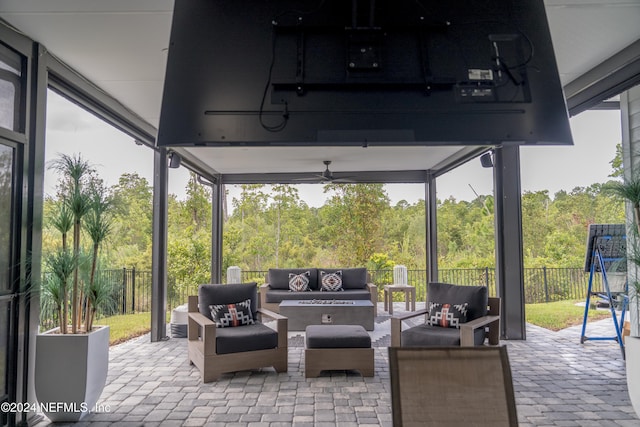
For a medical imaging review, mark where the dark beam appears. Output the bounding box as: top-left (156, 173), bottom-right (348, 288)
top-left (425, 172), bottom-right (438, 285)
top-left (493, 145), bottom-right (526, 340)
top-left (211, 177), bottom-right (223, 283)
top-left (151, 147), bottom-right (168, 342)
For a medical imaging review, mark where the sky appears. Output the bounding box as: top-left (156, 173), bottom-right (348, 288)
top-left (44, 90), bottom-right (622, 206)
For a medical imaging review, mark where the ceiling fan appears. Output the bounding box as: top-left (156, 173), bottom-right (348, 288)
top-left (295, 161), bottom-right (355, 183)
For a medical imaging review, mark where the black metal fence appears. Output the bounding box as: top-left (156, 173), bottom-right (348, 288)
top-left (39, 266), bottom-right (609, 329)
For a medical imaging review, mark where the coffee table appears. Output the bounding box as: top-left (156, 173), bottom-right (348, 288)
top-left (279, 300), bottom-right (375, 331)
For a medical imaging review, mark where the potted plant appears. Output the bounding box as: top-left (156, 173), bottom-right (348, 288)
top-left (35, 154), bottom-right (114, 422)
top-left (605, 175), bottom-right (640, 417)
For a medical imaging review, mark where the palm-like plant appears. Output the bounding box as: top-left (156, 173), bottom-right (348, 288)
top-left (83, 271), bottom-right (116, 331)
top-left (605, 174), bottom-right (640, 335)
top-left (83, 185), bottom-right (112, 330)
top-left (43, 249), bottom-right (76, 332)
top-left (605, 177), bottom-right (640, 236)
top-left (50, 204), bottom-right (73, 252)
top-left (50, 154), bottom-right (93, 333)
top-left (47, 153), bottom-right (117, 334)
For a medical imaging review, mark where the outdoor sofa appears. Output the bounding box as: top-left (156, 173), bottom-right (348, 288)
top-left (259, 267), bottom-right (378, 316)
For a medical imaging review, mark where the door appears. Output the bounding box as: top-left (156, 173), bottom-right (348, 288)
top-left (0, 41), bottom-right (24, 427)
top-left (0, 142), bottom-right (16, 427)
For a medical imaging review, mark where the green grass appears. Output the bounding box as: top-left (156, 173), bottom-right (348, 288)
top-left (525, 300), bottom-right (612, 331)
top-left (97, 312), bottom-right (170, 346)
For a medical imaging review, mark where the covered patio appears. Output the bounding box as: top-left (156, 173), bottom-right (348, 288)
top-left (34, 307), bottom-right (635, 426)
top-left (1, 1), bottom-right (640, 426)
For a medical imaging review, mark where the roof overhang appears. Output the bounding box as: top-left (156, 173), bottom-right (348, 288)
top-left (1, 0), bottom-right (638, 181)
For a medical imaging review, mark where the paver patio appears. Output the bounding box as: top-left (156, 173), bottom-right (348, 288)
top-left (34, 302), bottom-right (638, 426)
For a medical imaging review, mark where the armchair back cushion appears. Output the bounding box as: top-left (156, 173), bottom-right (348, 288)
top-left (198, 283), bottom-right (258, 320)
top-left (427, 282), bottom-right (488, 322)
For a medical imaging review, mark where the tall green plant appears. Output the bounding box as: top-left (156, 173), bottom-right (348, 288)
top-left (605, 173), bottom-right (640, 335)
top-left (83, 185), bottom-right (112, 330)
top-left (605, 177), bottom-right (640, 236)
top-left (48, 153), bottom-right (113, 334)
top-left (50, 204), bottom-right (73, 252)
top-left (43, 249), bottom-right (76, 332)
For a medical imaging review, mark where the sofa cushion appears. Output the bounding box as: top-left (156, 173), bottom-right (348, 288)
top-left (289, 271), bottom-right (312, 292)
top-left (209, 298), bottom-right (255, 328)
top-left (401, 323), bottom-right (486, 347)
top-left (320, 270), bottom-right (344, 292)
top-left (268, 268), bottom-right (318, 290)
top-left (215, 323), bottom-right (278, 354)
top-left (265, 289), bottom-right (372, 304)
top-left (198, 283), bottom-right (258, 320)
top-left (321, 268), bottom-right (367, 290)
top-left (427, 282), bottom-right (488, 321)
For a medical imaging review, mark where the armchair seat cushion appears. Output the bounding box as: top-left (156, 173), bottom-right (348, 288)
top-left (401, 324), bottom-right (486, 347)
top-left (265, 289), bottom-right (372, 304)
top-left (215, 322), bottom-right (279, 355)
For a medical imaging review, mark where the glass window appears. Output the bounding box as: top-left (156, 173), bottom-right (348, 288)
top-left (0, 300), bottom-right (8, 402)
top-left (0, 45), bottom-right (23, 132)
top-left (0, 145), bottom-right (12, 292)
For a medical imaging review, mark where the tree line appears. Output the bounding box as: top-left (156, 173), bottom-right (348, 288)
top-left (41, 152), bottom-right (625, 292)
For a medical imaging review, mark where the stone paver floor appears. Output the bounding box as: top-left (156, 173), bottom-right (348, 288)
top-left (35, 302), bottom-right (638, 426)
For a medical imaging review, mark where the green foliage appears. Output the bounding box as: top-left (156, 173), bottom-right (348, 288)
top-left (367, 253), bottom-right (395, 271)
top-left (609, 143), bottom-right (623, 178)
top-left (42, 150), bottom-right (625, 297)
top-left (322, 183), bottom-right (389, 265)
top-left (107, 173), bottom-right (153, 269)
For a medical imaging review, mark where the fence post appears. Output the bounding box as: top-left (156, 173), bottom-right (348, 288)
top-left (131, 267), bottom-right (136, 313)
top-left (122, 267), bottom-right (127, 314)
top-left (484, 267), bottom-right (489, 289)
top-left (543, 266), bottom-right (549, 303)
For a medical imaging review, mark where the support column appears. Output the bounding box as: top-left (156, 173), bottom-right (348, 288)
top-left (211, 178), bottom-right (223, 283)
top-left (621, 85), bottom-right (640, 336)
top-left (151, 147), bottom-right (168, 342)
top-left (18, 41), bottom-right (47, 427)
top-left (493, 145), bottom-right (526, 340)
top-left (425, 172), bottom-right (438, 286)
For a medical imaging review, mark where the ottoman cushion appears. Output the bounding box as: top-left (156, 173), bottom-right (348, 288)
top-left (305, 325), bottom-right (371, 349)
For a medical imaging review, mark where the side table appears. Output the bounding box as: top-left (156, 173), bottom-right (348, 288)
top-left (384, 285), bottom-right (416, 315)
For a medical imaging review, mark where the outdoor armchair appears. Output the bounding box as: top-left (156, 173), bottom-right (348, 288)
top-left (187, 283), bottom-right (288, 382)
top-left (391, 282), bottom-right (500, 347)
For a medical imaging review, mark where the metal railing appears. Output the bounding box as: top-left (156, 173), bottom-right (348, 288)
top-left (38, 266), bottom-right (611, 329)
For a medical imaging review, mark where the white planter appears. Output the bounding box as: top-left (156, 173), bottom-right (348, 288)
top-left (626, 336), bottom-right (640, 418)
top-left (35, 325), bottom-right (110, 422)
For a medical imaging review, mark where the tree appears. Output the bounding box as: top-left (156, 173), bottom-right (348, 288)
top-left (167, 174), bottom-right (213, 291)
top-left (109, 173), bottom-right (153, 269)
top-left (609, 143), bottom-right (623, 178)
top-left (321, 184), bottom-right (390, 266)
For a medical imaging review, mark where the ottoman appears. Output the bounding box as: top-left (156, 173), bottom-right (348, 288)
top-left (304, 325), bottom-right (374, 378)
